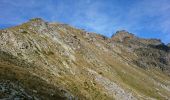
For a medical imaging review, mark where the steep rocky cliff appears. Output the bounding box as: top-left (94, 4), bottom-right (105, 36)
top-left (0, 18), bottom-right (170, 100)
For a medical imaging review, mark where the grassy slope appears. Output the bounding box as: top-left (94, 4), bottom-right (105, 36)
top-left (0, 20), bottom-right (170, 99)
top-left (0, 59), bottom-right (68, 100)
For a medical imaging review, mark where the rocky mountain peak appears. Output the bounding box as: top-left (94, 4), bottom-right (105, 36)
top-left (111, 30), bottom-right (135, 42)
top-left (28, 18), bottom-right (48, 28)
top-left (29, 18), bottom-right (45, 22)
top-left (111, 30), bottom-right (163, 48)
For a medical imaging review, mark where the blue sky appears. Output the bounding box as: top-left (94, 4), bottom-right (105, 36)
top-left (0, 0), bottom-right (170, 44)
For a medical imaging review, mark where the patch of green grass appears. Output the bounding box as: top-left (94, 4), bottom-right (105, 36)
top-left (116, 67), bottom-right (163, 99)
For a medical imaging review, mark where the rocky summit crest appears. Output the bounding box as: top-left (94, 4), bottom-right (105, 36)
top-left (0, 18), bottom-right (170, 100)
top-left (29, 18), bottom-right (45, 22)
top-left (111, 30), bottom-right (135, 42)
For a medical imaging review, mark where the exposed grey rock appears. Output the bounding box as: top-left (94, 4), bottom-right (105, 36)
top-left (0, 80), bottom-right (38, 100)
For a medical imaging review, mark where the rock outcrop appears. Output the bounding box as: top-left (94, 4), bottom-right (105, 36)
top-left (0, 18), bottom-right (170, 100)
top-left (110, 30), bottom-right (170, 72)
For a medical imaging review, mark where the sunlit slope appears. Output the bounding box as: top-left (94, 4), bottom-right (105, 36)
top-left (0, 18), bottom-right (170, 100)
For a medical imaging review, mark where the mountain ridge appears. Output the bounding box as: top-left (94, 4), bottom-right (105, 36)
top-left (0, 18), bottom-right (170, 100)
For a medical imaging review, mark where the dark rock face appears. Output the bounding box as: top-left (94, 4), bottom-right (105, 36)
top-left (149, 44), bottom-right (170, 52)
top-left (0, 80), bottom-right (36, 100)
top-left (133, 47), bottom-right (170, 71)
top-left (110, 30), bottom-right (170, 73)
